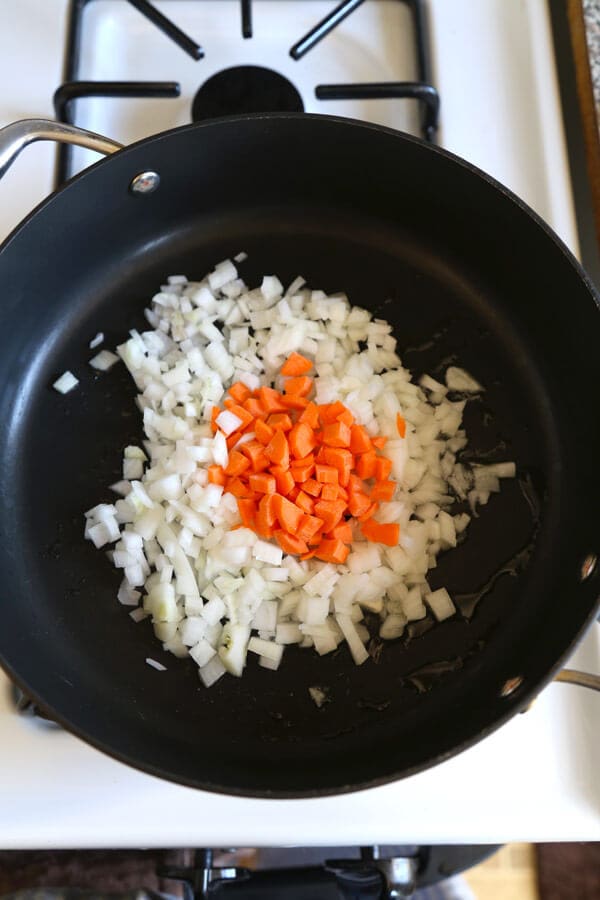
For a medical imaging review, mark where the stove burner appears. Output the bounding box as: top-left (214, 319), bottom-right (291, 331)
top-left (191, 66), bottom-right (304, 121)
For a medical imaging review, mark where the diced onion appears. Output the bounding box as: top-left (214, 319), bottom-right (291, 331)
top-left (90, 349), bottom-right (120, 371)
top-left (53, 371), bottom-right (78, 394)
top-left (84, 259), bottom-right (516, 686)
top-left (145, 657), bottom-right (166, 671)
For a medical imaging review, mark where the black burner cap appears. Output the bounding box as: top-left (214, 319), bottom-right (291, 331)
top-left (192, 65), bottom-right (304, 121)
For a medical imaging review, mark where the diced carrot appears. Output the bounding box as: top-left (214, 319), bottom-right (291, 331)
top-left (229, 403), bottom-right (254, 430)
top-left (207, 464), bottom-right (226, 485)
top-left (371, 480), bottom-right (396, 501)
top-left (257, 386), bottom-right (287, 413)
top-left (253, 452), bottom-right (271, 473)
top-left (315, 464), bottom-right (338, 485)
top-left (347, 491), bottom-right (371, 517)
top-left (288, 422), bottom-right (318, 459)
top-left (298, 401), bottom-right (320, 428)
top-left (210, 405), bottom-right (219, 433)
top-left (349, 424), bottom-right (372, 454)
top-left (356, 450), bottom-right (377, 480)
top-left (249, 473), bottom-right (276, 494)
top-left (313, 499), bottom-right (346, 532)
top-left (255, 418), bottom-right (274, 446)
top-left (280, 352), bottom-right (313, 376)
top-left (237, 498), bottom-right (256, 528)
top-left (271, 465), bottom-right (295, 496)
top-left (357, 501), bottom-right (379, 522)
top-left (314, 444), bottom-right (328, 463)
top-left (274, 530), bottom-right (309, 555)
top-left (336, 408), bottom-right (354, 427)
top-left (318, 401), bottom-right (346, 424)
top-left (227, 477), bottom-right (254, 498)
top-left (280, 394), bottom-right (309, 411)
top-left (371, 436), bottom-right (387, 449)
top-left (265, 429), bottom-right (290, 469)
top-left (347, 473), bottom-right (367, 494)
top-left (292, 464), bottom-right (314, 483)
top-left (255, 507), bottom-right (274, 538)
top-left (223, 356), bottom-right (402, 558)
top-left (272, 494), bottom-right (304, 532)
top-left (295, 491), bottom-right (314, 514)
top-left (290, 453), bottom-right (315, 467)
top-left (328, 521), bottom-right (353, 543)
top-left (322, 421), bottom-right (351, 448)
top-left (243, 397), bottom-right (264, 419)
top-left (320, 484), bottom-right (338, 501)
top-left (225, 450), bottom-right (251, 477)
top-left (322, 447), bottom-right (353, 486)
top-left (297, 513), bottom-right (325, 542)
top-left (255, 515), bottom-right (274, 539)
top-left (303, 478), bottom-right (321, 497)
top-left (257, 493), bottom-right (278, 528)
top-left (361, 519), bottom-right (400, 546)
top-left (314, 538), bottom-right (349, 564)
top-left (241, 439), bottom-right (264, 463)
top-left (267, 412), bottom-right (293, 432)
top-left (241, 440), bottom-right (271, 472)
top-left (284, 375), bottom-right (312, 397)
top-left (373, 456), bottom-right (392, 480)
top-left (228, 381), bottom-right (251, 403)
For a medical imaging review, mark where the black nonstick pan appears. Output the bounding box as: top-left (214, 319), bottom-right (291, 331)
top-left (0, 114), bottom-right (599, 797)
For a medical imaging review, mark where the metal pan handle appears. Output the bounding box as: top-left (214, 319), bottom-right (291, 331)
top-left (0, 118), bottom-right (122, 179)
top-left (555, 669), bottom-right (600, 691)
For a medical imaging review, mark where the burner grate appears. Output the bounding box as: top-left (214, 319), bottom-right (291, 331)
top-left (55, 0), bottom-right (439, 187)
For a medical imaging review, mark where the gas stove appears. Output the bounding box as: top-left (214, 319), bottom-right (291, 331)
top-left (1, 0), bottom-right (600, 849)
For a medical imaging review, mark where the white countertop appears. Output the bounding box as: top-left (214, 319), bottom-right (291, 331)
top-left (0, 0), bottom-right (599, 848)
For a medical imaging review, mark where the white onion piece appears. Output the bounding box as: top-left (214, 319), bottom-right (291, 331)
top-left (218, 623), bottom-right (250, 676)
top-left (445, 367), bottom-right (483, 393)
top-left (248, 637), bottom-right (283, 663)
top-left (89, 332), bottom-right (104, 349)
top-left (336, 614), bottom-right (369, 665)
top-left (190, 638), bottom-right (216, 668)
top-left (198, 655), bottom-right (226, 686)
top-left (90, 349), bottom-right (119, 371)
top-left (146, 658), bottom-right (166, 671)
top-left (426, 587), bottom-right (456, 622)
top-left (129, 608), bottom-right (148, 623)
top-left (53, 371), bottom-right (78, 394)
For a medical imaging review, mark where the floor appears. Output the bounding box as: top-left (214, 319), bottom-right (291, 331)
top-left (464, 844), bottom-right (538, 900)
top-left (0, 844), bottom-right (599, 898)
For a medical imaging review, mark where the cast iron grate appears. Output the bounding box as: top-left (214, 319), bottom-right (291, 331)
top-left (54, 0), bottom-right (440, 187)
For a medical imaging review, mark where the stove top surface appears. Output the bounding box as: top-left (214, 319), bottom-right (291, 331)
top-left (0, 0), bottom-right (598, 847)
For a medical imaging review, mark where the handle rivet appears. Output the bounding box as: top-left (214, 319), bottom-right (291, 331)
top-left (130, 171), bottom-right (160, 194)
top-left (500, 675), bottom-right (523, 698)
top-left (580, 553), bottom-right (597, 581)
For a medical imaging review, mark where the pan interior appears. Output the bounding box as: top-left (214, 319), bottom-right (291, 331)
top-left (1, 210), bottom-right (552, 788)
top-left (0, 117), bottom-right (597, 795)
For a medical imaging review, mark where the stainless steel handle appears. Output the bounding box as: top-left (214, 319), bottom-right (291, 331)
top-left (554, 669), bottom-right (600, 692)
top-left (0, 118), bottom-right (123, 179)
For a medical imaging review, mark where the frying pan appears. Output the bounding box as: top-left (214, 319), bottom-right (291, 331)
top-left (0, 115), bottom-right (599, 798)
